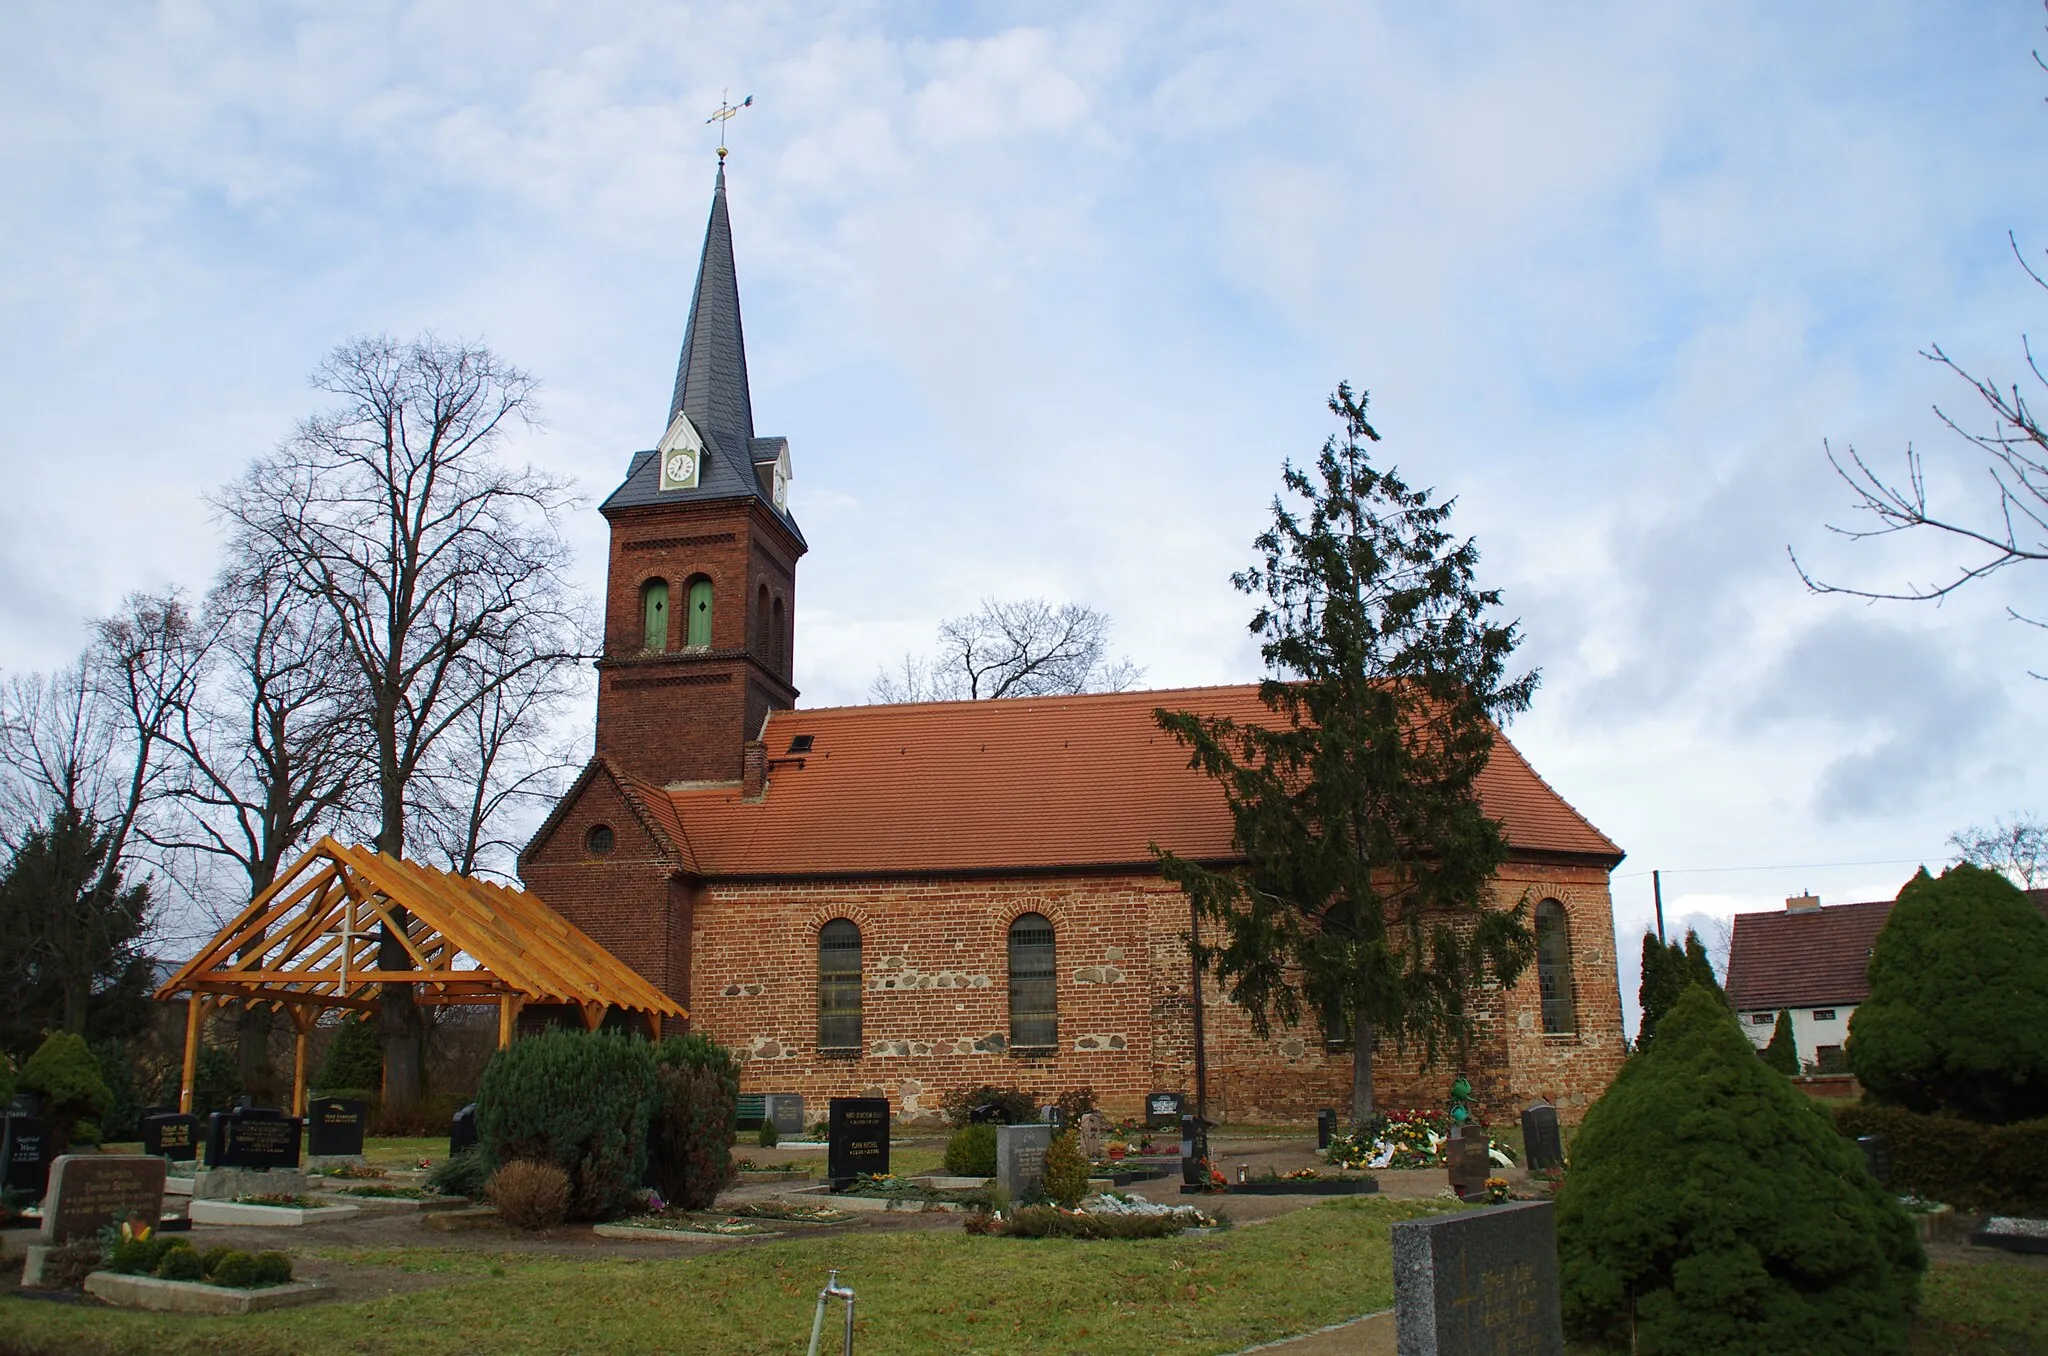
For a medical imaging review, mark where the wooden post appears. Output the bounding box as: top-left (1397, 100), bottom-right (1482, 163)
top-left (179, 994), bottom-right (206, 1114)
top-left (581, 1001), bottom-right (605, 1032)
top-left (646, 1011), bottom-right (662, 1042)
top-left (291, 1008), bottom-right (313, 1117)
top-left (497, 994), bottom-right (520, 1050)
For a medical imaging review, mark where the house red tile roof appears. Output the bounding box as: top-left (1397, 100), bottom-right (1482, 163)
top-left (641, 684), bottom-right (1621, 878)
top-left (1725, 889), bottom-right (2048, 1010)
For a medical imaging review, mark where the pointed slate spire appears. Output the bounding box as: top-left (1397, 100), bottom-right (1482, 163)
top-left (667, 159), bottom-right (755, 462)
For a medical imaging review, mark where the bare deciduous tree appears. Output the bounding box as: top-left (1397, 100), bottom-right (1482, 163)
top-left (214, 334), bottom-right (586, 1110)
top-left (870, 598), bottom-right (1143, 703)
top-left (1951, 813), bottom-right (2048, 889)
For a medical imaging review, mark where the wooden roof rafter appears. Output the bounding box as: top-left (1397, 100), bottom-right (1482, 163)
top-left (155, 835), bottom-right (686, 1022)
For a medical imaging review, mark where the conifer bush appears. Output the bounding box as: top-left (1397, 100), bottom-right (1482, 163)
top-left (19, 1031), bottom-right (111, 1148)
top-left (944, 1122), bottom-right (999, 1176)
top-left (648, 1033), bottom-right (740, 1210)
top-left (1041, 1130), bottom-right (1091, 1208)
top-left (1557, 987), bottom-right (1923, 1355)
top-left (1850, 863), bottom-right (2048, 1123)
top-left (476, 1028), bottom-right (658, 1221)
top-left (1760, 1009), bottom-right (1799, 1076)
top-left (315, 1013), bottom-right (385, 1093)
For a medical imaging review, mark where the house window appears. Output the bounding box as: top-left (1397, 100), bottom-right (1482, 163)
top-left (585, 824), bottom-right (614, 856)
top-left (1813, 1045), bottom-right (1848, 1074)
top-left (685, 576), bottom-right (713, 648)
top-left (1534, 898), bottom-right (1576, 1035)
top-left (640, 580), bottom-right (668, 651)
top-left (817, 920), bottom-right (862, 1052)
top-left (1008, 913), bottom-right (1057, 1051)
top-left (1812, 1009), bottom-right (1836, 1022)
top-left (1750, 1013), bottom-right (1773, 1025)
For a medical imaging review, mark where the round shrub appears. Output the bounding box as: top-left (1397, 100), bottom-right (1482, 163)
top-left (154, 1244), bottom-right (204, 1281)
top-left (19, 1031), bottom-right (111, 1145)
top-left (477, 1028), bottom-right (658, 1221)
top-left (486, 1159), bottom-right (571, 1230)
top-left (1558, 986), bottom-right (1924, 1355)
top-left (1851, 863), bottom-right (2048, 1123)
top-left (208, 1250), bottom-right (261, 1288)
top-left (649, 1034), bottom-right (739, 1211)
top-left (1041, 1131), bottom-right (1090, 1208)
top-left (107, 1234), bottom-right (180, 1275)
top-left (251, 1251), bottom-right (293, 1286)
top-left (944, 1123), bottom-right (999, 1176)
top-left (200, 1246), bottom-right (236, 1276)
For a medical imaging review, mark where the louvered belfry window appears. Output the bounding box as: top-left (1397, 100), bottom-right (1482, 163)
top-left (817, 919), bottom-right (862, 1051)
top-left (1535, 899), bottom-right (1576, 1035)
top-left (1008, 913), bottom-right (1057, 1051)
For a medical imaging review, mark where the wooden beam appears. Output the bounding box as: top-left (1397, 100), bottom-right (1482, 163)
top-left (580, 1000), bottom-right (605, 1031)
top-left (179, 994), bottom-right (206, 1114)
top-left (498, 993), bottom-right (523, 1049)
top-left (292, 1009), bottom-right (311, 1118)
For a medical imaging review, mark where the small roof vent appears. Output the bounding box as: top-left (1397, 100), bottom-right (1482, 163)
top-left (1785, 893), bottom-right (1820, 913)
top-left (787, 734), bottom-right (814, 755)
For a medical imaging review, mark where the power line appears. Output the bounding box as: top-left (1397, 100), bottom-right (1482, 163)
top-left (1615, 855), bottom-right (1943, 881)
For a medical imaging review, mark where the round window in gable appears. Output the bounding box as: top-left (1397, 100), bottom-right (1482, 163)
top-left (586, 824), bottom-right (616, 856)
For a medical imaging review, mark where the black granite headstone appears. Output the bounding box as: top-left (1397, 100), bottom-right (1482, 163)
top-left (1146, 1091), bottom-right (1183, 1129)
top-left (968, 1102), bottom-right (1006, 1124)
top-left (1042, 1105), bottom-right (1067, 1133)
top-left (767, 1094), bottom-right (805, 1137)
top-left (1317, 1108), bottom-right (1336, 1150)
top-left (826, 1097), bottom-right (890, 1189)
top-left (307, 1097), bottom-right (370, 1157)
top-left (6, 1093), bottom-right (43, 1118)
top-left (1520, 1100), bottom-right (1564, 1172)
top-left (1, 1116), bottom-right (51, 1197)
top-left (450, 1102), bottom-right (478, 1156)
top-left (1857, 1133), bottom-right (1892, 1186)
top-left (205, 1108), bottom-right (301, 1169)
top-left (141, 1112), bottom-right (201, 1162)
top-left (1179, 1112), bottom-right (1211, 1187)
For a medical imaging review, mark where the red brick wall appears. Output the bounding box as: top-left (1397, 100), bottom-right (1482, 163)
top-left (595, 497), bottom-right (802, 784)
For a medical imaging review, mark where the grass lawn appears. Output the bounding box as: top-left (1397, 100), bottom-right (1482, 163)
top-left (0, 1197), bottom-right (1439, 1356)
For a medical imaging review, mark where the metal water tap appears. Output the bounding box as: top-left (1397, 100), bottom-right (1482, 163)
top-left (806, 1268), bottom-right (856, 1356)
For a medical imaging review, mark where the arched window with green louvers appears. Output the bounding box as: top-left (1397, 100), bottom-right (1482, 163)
top-left (818, 919), bottom-right (862, 1052)
top-left (1008, 913), bottom-right (1057, 1051)
top-left (1535, 898), bottom-right (1576, 1035)
top-left (685, 576), bottom-right (713, 648)
top-left (640, 580), bottom-right (668, 651)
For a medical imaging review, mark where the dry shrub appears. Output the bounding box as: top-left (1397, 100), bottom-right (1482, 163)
top-left (486, 1159), bottom-right (571, 1230)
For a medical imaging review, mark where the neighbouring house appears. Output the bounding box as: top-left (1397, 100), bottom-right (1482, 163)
top-left (516, 157), bottom-right (1631, 1122)
top-left (1726, 887), bottom-right (2048, 1071)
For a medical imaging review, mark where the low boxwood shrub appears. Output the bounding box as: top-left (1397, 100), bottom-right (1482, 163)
top-left (1558, 987), bottom-right (1923, 1356)
top-left (106, 1234), bottom-right (183, 1275)
top-left (1041, 1131), bottom-right (1090, 1208)
top-left (251, 1251), bottom-right (293, 1286)
top-left (208, 1251), bottom-right (261, 1288)
top-left (1833, 1104), bottom-right (2048, 1215)
top-left (487, 1159), bottom-right (571, 1230)
top-left (154, 1245), bottom-right (204, 1281)
top-left (944, 1123), bottom-right (998, 1176)
top-left (477, 1028), bottom-right (658, 1221)
top-left (648, 1034), bottom-right (739, 1211)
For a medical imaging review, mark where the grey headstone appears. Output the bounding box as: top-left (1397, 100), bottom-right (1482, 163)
top-left (1392, 1200), bottom-right (1564, 1355)
top-left (39, 1155), bottom-right (168, 1244)
top-left (1447, 1126), bottom-right (1492, 1197)
top-left (995, 1123), bottom-right (1052, 1201)
top-left (1520, 1100), bottom-right (1564, 1172)
top-left (193, 1166), bottom-right (308, 1200)
top-left (1077, 1113), bottom-right (1107, 1162)
top-left (767, 1093), bottom-right (805, 1136)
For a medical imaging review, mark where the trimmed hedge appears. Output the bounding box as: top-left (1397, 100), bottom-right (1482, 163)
top-left (1834, 1104), bottom-right (2048, 1215)
top-left (477, 1029), bottom-right (659, 1221)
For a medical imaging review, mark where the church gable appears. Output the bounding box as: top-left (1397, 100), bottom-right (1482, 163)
top-left (521, 757), bottom-right (691, 873)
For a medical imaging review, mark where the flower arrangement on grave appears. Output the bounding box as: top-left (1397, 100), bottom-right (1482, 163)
top-left (1196, 1158), bottom-right (1229, 1193)
top-left (1282, 1166), bottom-right (1322, 1181)
top-left (1485, 1177), bottom-right (1510, 1204)
top-left (974, 1192), bottom-right (1225, 1239)
top-left (1322, 1107), bottom-right (1517, 1171)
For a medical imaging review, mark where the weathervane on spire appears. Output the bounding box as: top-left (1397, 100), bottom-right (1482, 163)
top-left (707, 90), bottom-right (754, 160)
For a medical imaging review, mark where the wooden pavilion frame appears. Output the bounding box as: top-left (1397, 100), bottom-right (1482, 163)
top-left (154, 836), bottom-right (686, 1116)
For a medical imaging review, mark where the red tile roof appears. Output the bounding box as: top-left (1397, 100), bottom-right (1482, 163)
top-left (1725, 888), bottom-right (2048, 1011)
top-left (653, 684), bottom-right (1621, 878)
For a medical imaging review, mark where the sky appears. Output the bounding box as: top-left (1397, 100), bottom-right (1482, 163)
top-left (6, 1), bottom-right (2048, 1031)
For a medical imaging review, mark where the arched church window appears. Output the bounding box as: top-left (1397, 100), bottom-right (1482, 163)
top-left (773, 596), bottom-right (786, 669)
top-left (1535, 898), bottom-right (1576, 1035)
top-left (640, 580), bottom-right (668, 651)
top-left (685, 576), bottom-right (713, 649)
top-left (1008, 913), bottom-right (1057, 1051)
top-left (756, 584), bottom-right (770, 653)
top-left (817, 919), bottom-right (862, 1051)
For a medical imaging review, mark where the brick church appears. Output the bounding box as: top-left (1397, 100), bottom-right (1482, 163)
top-left (519, 161), bottom-right (1628, 1123)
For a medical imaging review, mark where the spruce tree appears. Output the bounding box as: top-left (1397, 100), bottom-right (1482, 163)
top-left (1559, 987), bottom-right (1924, 1354)
top-left (1637, 927), bottom-right (1723, 1048)
top-left (1761, 1008), bottom-right (1800, 1075)
top-left (1155, 384), bottom-right (1539, 1122)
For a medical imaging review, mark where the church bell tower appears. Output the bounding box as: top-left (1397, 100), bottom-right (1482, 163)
top-left (593, 159), bottom-right (805, 785)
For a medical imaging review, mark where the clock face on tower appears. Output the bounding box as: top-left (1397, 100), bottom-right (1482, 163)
top-left (656, 411), bottom-right (704, 492)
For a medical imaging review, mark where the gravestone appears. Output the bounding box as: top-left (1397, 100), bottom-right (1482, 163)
top-left (1446, 1126), bottom-right (1491, 1199)
top-left (205, 1108), bottom-right (301, 1170)
top-left (768, 1093), bottom-right (805, 1137)
top-left (1857, 1133), bottom-right (1892, 1186)
top-left (141, 1112), bottom-right (201, 1162)
top-left (1145, 1091), bottom-right (1183, 1129)
top-left (2, 1116), bottom-right (52, 1198)
top-left (1392, 1199), bottom-right (1565, 1355)
top-left (1180, 1112), bottom-right (1212, 1187)
top-left (450, 1102), bottom-right (478, 1156)
top-left (996, 1123), bottom-right (1052, 1201)
top-left (968, 1102), bottom-right (1006, 1124)
top-left (6, 1093), bottom-right (43, 1117)
top-left (307, 1097), bottom-right (370, 1158)
top-left (1520, 1100), bottom-right (1564, 1172)
top-left (38, 1154), bottom-right (167, 1245)
top-left (1317, 1108), bottom-right (1337, 1150)
top-left (826, 1097), bottom-right (890, 1189)
top-left (1077, 1112), bottom-right (1107, 1162)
